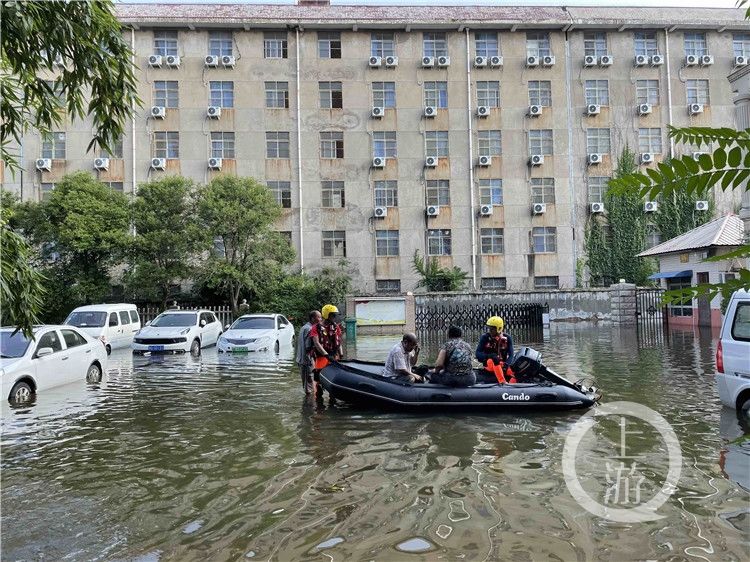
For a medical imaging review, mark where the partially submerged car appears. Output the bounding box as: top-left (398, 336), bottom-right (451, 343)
top-left (217, 314), bottom-right (293, 353)
top-left (132, 310), bottom-right (222, 355)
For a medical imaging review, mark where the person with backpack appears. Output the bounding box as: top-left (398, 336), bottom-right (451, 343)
top-left (296, 310), bottom-right (322, 395)
top-left (429, 325), bottom-right (476, 387)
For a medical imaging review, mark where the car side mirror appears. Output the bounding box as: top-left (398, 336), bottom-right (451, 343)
top-left (224, 324), bottom-right (230, 331)
top-left (36, 347), bottom-right (54, 358)
top-left (200, 319), bottom-right (207, 327)
top-left (145, 320), bottom-right (151, 326)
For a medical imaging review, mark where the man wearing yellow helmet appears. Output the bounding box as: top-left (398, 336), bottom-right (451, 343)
top-left (476, 316), bottom-right (514, 367)
top-left (309, 304), bottom-right (343, 391)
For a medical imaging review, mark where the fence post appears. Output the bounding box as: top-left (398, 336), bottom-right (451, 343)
top-left (610, 282), bottom-right (637, 325)
top-left (405, 293), bottom-right (416, 333)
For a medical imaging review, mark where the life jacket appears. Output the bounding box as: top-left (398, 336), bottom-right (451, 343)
top-left (311, 320), bottom-right (341, 356)
top-left (482, 333), bottom-right (509, 360)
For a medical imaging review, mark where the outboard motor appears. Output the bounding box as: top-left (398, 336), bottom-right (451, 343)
top-left (508, 347), bottom-right (544, 379)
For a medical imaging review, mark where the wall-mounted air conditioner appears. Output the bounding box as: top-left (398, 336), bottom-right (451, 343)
top-left (369, 56), bottom-right (382, 68)
top-left (207, 106), bottom-right (222, 119)
top-left (208, 158), bottom-right (222, 170)
top-left (422, 56), bottom-right (435, 67)
top-left (93, 157), bottom-right (109, 171)
top-left (385, 56), bottom-right (399, 67)
top-left (372, 156), bottom-right (385, 168)
top-left (148, 54), bottom-right (162, 67)
top-left (638, 103), bottom-right (653, 115)
top-left (489, 55), bottom-right (503, 67)
top-left (590, 202), bottom-right (605, 214)
top-left (600, 55), bottom-right (614, 66)
top-left (586, 104), bottom-right (601, 116)
top-left (371, 106), bottom-right (384, 118)
top-left (587, 153), bottom-right (603, 165)
top-left (695, 200), bottom-right (709, 211)
top-left (221, 55), bottom-right (236, 68)
top-left (529, 154), bottom-right (544, 166)
top-left (166, 55), bottom-right (181, 68)
top-left (36, 158), bottom-right (51, 171)
top-left (528, 104), bottom-right (543, 117)
top-left (151, 106), bottom-right (166, 119)
top-left (479, 204), bottom-right (493, 216)
top-left (640, 152), bottom-right (655, 164)
top-left (426, 205), bottom-right (440, 217)
top-left (532, 203), bottom-right (546, 214)
top-left (374, 206), bottom-right (388, 218)
top-left (205, 55), bottom-right (219, 67)
top-left (644, 201), bottom-right (658, 212)
top-left (151, 157), bottom-right (166, 170)
top-left (478, 155), bottom-right (492, 167)
top-left (425, 156), bottom-right (438, 167)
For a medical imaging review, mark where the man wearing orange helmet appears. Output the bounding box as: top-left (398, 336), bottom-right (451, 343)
top-left (476, 316), bottom-right (514, 367)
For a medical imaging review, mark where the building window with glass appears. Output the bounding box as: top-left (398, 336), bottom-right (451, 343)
top-left (210, 132), bottom-right (235, 159)
top-left (534, 276), bottom-right (559, 289)
top-left (667, 277), bottom-right (693, 316)
top-left (371, 32), bottom-right (395, 57)
top-left (376, 230), bottom-right (400, 257)
top-left (266, 131), bottom-right (290, 159)
top-left (586, 128), bottom-right (611, 154)
top-left (424, 81), bottom-right (448, 108)
top-left (634, 31), bottom-right (658, 56)
top-left (320, 131), bottom-right (344, 159)
top-left (638, 128), bottom-right (663, 154)
top-left (477, 130), bottom-right (502, 157)
top-left (588, 176), bottom-right (610, 203)
top-left (322, 231), bottom-right (346, 258)
top-left (532, 227), bottom-right (557, 253)
top-left (426, 180), bottom-right (450, 206)
top-left (531, 178), bottom-right (555, 204)
top-left (265, 81), bottom-right (289, 109)
top-left (475, 32), bottom-right (499, 58)
top-left (686, 79), bottom-right (710, 105)
top-left (481, 277), bottom-right (507, 291)
top-left (264, 32), bottom-right (287, 59)
top-left (480, 228), bottom-right (504, 254)
top-left (585, 80), bottom-right (609, 106)
top-left (374, 180), bottom-right (398, 207)
top-left (645, 223), bottom-right (662, 249)
top-left (318, 31), bottom-right (342, 59)
top-left (372, 82), bottom-right (396, 108)
top-left (154, 31), bottom-right (178, 57)
top-left (528, 80), bottom-right (552, 107)
top-left (526, 31), bottom-right (551, 57)
top-left (477, 81), bottom-right (500, 108)
top-left (528, 130), bottom-right (553, 156)
top-left (684, 32), bottom-right (707, 57)
top-left (376, 279), bottom-right (401, 294)
top-left (154, 81), bottom-right (178, 108)
top-left (373, 131), bottom-right (397, 159)
top-left (584, 32), bottom-right (608, 57)
top-left (106, 182), bottom-right (124, 192)
top-left (101, 136), bottom-right (123, 159)
top-left (153, 131), bottom-right (179, 159)
top-left (322, 181), bottom-right (345, 208)
top-left (423, 32), bottom-right (448, 57)
top-left (209, 81), bottom-right (233, 108)
top-left (267, 181), bottom-right (292, 208)
top-left (636, 80), bottom-right (660, 105)
top-left (42, 132), bottom-right (66, 159)
top-left (425, 131), bottom-right (449, 158)
top-left (209, 31), bottom-right (233, 57)
top-left (427, 229), bottom-right (452, 256)
top-left (479, 179), bottom-right (503, 206)
top-left (319, 81), bottom-right (343, 109)
top-left (41, 183), bottom-right (55, 201)
top-left (733, 33), bottom-right (750, 57)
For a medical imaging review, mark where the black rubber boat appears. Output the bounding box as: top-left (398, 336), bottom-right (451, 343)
top-left (319, 347), bottom-right (600, 411)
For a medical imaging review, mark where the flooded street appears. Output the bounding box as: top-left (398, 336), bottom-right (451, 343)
top-left (1, 324), bottom-right (748, 561)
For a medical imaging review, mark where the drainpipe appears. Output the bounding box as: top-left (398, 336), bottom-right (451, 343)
top-left (563, 26), bottom-right (578, 279)
top-left (465, 27), bottom-right (477, 290)
top-left (665, 28), bottom-right (675, 157)
top-left (131, 27), bottom-right (137, 196)
top-left (295, 26), bottom-right (305, 272)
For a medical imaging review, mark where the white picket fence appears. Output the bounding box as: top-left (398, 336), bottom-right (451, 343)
top-left (137, 305), bottom-right (235, 327)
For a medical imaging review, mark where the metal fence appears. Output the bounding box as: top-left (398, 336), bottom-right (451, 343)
top-left (636, 287), bottom-right (668, 346)
top-left (414, 301), bottom-right (548, 332)
top-left (137, 305), bottom-right (234, 327)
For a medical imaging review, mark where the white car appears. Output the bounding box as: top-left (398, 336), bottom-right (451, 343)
top-left (716, 289), bottom-right (750, 414)
top-left (1, 325), bottom-right (108, 404)
top-left (132, 310), bottom-right (223, 355)
top-left (218, 314), bottom-right (294, 353)
top-left (64, 303), bottom-right (141, 354)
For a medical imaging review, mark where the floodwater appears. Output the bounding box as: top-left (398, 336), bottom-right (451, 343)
top-left (1, 324), bottom-right (748, 561)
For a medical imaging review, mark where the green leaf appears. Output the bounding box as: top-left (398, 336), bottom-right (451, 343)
top-left (728, 146), bottom-right (743, 167)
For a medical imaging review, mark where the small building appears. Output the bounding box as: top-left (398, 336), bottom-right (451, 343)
top-left (638, 214), bottom-right (746, 327)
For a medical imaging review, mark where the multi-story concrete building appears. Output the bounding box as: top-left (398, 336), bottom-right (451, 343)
top-left (4, 1), bottom-right (749, 293)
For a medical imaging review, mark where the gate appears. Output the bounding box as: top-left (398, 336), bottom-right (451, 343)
top-left (414, 301), bottom-right (548, 332)
top-left (636, 287), bottom-right (668, 346)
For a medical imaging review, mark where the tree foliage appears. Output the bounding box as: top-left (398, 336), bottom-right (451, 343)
top-left (412, 250), bottom-right (469, 292)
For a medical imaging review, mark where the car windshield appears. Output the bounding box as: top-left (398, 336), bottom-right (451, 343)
top-left (151, 313), bottom-right (197, 328)
top-left (65, 311), bottom-right (107, 328)
top-left (231, 317), bottom-right (275, 330)
top-left (0, 331), bottom-right (31, 358)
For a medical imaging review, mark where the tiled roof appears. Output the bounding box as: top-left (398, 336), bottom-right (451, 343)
top-left (638, 214), bottom-right (745, 257)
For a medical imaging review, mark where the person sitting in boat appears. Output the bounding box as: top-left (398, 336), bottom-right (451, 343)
top-left (383, 333), bottom-right (423, 383)
top-left (429, 325), bottom-right (476, 387)
top-left (475, 316), bottom-right (514, 367)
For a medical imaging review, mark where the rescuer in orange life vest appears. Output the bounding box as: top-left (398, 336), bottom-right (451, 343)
top-left (309, 304), bottom-right (343, 393)
top-left (475, 316), bottom-right (514, 367)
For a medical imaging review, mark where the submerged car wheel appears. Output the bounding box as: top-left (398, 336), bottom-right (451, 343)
top-left (86, 362), bottom-right (102, 382)
top-left (190, 339), bottom-right (201, 355)
top-left (9, 381), bottom-right (33, 404)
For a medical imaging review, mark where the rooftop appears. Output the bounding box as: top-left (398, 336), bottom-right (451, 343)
top-left (638, 214), bottom-right (745, 257)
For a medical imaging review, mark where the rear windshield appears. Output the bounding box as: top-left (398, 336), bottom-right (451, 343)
top-left (151, 313), bottom-right (197, 328)
top-left (731, 302), bottom-right (750, 342)
top-left (231, 317), bottom-right (275, 330)
top-left (65, 311), bottom-right (107, 328)
top-left (1, 332), bottom-right (31, 358)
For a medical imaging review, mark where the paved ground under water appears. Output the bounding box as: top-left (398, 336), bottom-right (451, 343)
top-left (1, 324), bottom-right (748, 561)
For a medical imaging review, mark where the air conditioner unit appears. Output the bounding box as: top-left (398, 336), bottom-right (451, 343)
top-left (735, 55), bottom-right (748, 67)
top-left (600, 55), bottom-right (614, 66)
top-left (695, 200), bottom-right (709, 211)
top-left (374, 206), bottom-right (388, 218)
top-left (371, 106), bottom-right (384, 118)
top-left (479, 204), bottom-right (493, 216)
top-left (532, 203), bottom-right (547, 214)
top-left (638, 103), bottom-right (653, 115)
top-left (478, 155), bottom-right (492, 167)
top-left (474, 56), bottom-right (488, 68)
top-left (372, 156), bottom-right (385, 168)
top-left (542, 55), bottom-right (555, 67)
top-left (424, 106), bottom-right (437, 117)
top-left (689, 103), bottom-right (704, 115)
top-left (205, 55), bottom-right (219, 67)
top-left (207, 106), bottom-right (222, 119)
top-left (437, 56), bottom-right (450, 67)
top-left (369, 56), bottom-right (382, 68)
top-left (650, 54), bottom-right (664, 66)
top-left (700, 55), bottom-right (714, 66)
top-left (426, 205), bottom-right (440, 217)
top-left (640, 152), bottom-right (655, 164)
top-left (488, 56), bottom-right (502, 68)
top-left (151, 157), bottom-right (166, 170)
top-left (166, 55), bottom-right (181, 68)
top-left (221, 55), bottom-right (236, 68)
top-left (528, 104), bottom-right (543, 117)
top-left (692, 151), bottom-right (707, 159)
top-left (527, 55), bottom-right (540, 67)
top-left (150, 106), bottom-right (166, 119)
top-left (584, 55), bottom-right (598, 67)
top-left (385, 56), bottom-right (399, 67)
top-left (148, 54), bottom-right (162, 67)
top-left (35, 158), bottom-right (51, 171)
top-left (685, 54), bottom-right (699, 66)
top-left (208, 157), bottom-right (223, 170)
top-left (586, 104), bottom-right (601, 116)
top-left (590, 202), bottom-right (605, 214)
top-left (93, 157), bottom-right (109, 171)
top-left (587, 153), bottom-right (603, 165)
top-left (477, 105), bottom-right (490, 117)
top-left (529, 154), bottom-right (545, 166)
top-left (644, 201), bottom-right (658, 212)
top-left (422, 56), bottom-right (435, 67)
top-left (634, 54), bottom-right (648, 66)
top-left (425, 156), bottom-right (438, 167)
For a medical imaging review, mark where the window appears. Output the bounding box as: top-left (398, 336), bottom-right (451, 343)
top-left (376, 230), bottom-right (399, 257)
top-left (636, 80), bottom-right (660, 105)
top-left (426, 180), bottom-right (450, 206)
top-left (475, 32), bottom-right (499, 58)
top-left (45, 80), bottom-right (66, 107)
top-left (318, 31), bottom-right (341, 59)
top-left (584, 80), bottom-right (609, 106)
top-left (424, 81), bottom-right (448, 108)
top-left (264, 32), bottom-right (287, 59)
top-left (423, 32), bottom-right (448, 57)
top-left (372, 82), bottom-right (396, 108)
top-left (634, 31), bottom-right (658, 57)
top-left (584, 32), bottom-right (608, 57)
top-left (371, 32), bottom-right (395, 57)
top-left (528, 81), bottom-right (552, 107)
top-left (321, 181), bottom-right (345, 208)
top-left (480, 228), bottom-right (504, 254)
top-left (42, 132), bottom-right (65, 159)
top-left (477, 81), bottom-right (500, 108)
top-left (209, 31), bottom-right (233, 57)
top-left (638, 128), bottom-right (662, 154)
top-left (686, 79), bottom-right (710, 105)
top-left (209, 81), bottom-right (234, 108)
top-left (322, 230), bottom-right (346, 258)
top-left (119, 311), bottom-right (131, 325)
top-left (532, 227), bottom-right (557, 253)
top-left (320, 131), bottom-right (344, 159)
top-left (645, 223), bottom-right (662, 249)
top-left (667, 278), bottom-right (693, 317)
top-left (36, 331), bottom-right (62, 354)
top-left (153, 131), bottom-right (179, 158)
top-left (731, 302), bottom-right (750, 341)
top-left (129, 310), bottom-right (140, 324)
top-left (534, 276), bottom-right (559, 289)
top-left (373, 131), bottom-right (397, 158)
top-left (266, 132), bottom-right (290, 159)
top-left (684, 32), bottom-right (707, 57)
top-left (733, 33), bottom-right (750, 58)
top-left (101, 137), bottom-right (123, 159)
top-left (588, 176), bottom-right (609, 203)
top-left (425, 131), bottom-right (449, 158)
top-left (526, 31), bottom-right (551, 58)
top-left (265, 81), bottom-right (289, 109)
top-left (586, 128), bottom-right (611, 154)
top-left (528, 130), bottom-right (553, 156)
top-left (481, 277), bottom-right (507, 291)
top-left (267, 181), bottom-right (292, 208)
top-left (531, 178), bottom-right (555, 204)
top-left (374, 180), bottom-right (398, 207)
top-left (427, 229), bottom-right (452, 256)
top-left (319, 81), bottom-right (343, 109)
top-left (154, 30), bottom-right (178, 57)
top-left (477, 130), bottom-right (502, 157)
top-left (211, 132), bottom-right (235, 159)
top-left (106, 182), bottom-right (124, 192)
top-left (479, 179), bottom-right (503, 206)
top-left (376, 279), bottom-right (401, 294)
top-left (154, 81), bottom-right (178, 108)
top-left (41, 183), bottom-right (55, 201)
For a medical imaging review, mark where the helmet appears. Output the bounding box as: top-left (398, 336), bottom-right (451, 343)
top-left (322, 304), bottom-right (339, 320)
top-left (486, 316), bottom-right (504, 330)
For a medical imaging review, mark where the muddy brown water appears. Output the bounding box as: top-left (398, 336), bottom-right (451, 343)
top-left (1, 324), bottom-right (748, 561)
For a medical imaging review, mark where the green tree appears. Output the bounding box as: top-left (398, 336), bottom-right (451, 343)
top-left (197, 175), bottom-right (294, 315)
top-left (412, 250), bottom-right (469, 292)
top-left (125, 177), bottom-right (207, 308)
top-left (1, 0), bottom-right (140, 170)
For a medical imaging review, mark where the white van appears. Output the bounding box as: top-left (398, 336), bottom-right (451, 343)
top-left (716, 289), bottom-right (750, 414)
top-left (64, 304), bottom-right (141, 354)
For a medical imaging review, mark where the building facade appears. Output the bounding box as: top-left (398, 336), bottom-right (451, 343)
top-left (3, 2), bottom-right (749, 293)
